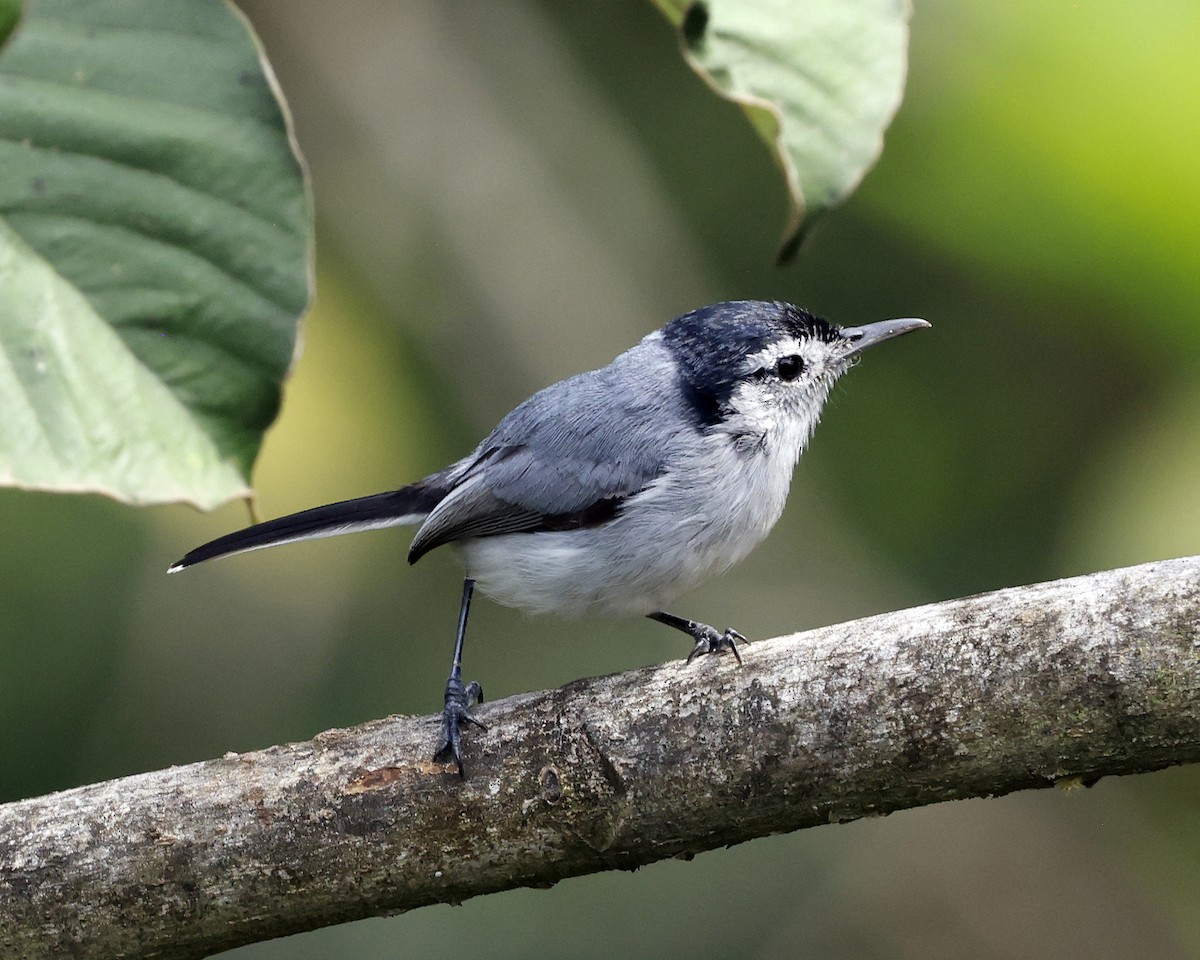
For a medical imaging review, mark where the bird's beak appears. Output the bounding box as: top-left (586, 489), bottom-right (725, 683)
top-left (840, 317), bottom-right (930, 357)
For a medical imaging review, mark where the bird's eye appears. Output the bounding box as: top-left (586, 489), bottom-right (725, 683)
top-left (776, 355), bottom-right (804, 381)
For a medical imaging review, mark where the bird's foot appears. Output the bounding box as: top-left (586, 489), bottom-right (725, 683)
top-left (434, 676), bottom-right (486, 778)
top-left (685, 624), bottom-right (745, 665)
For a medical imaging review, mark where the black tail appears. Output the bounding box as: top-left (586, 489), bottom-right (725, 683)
top-left (168, 484), bottom-right (446, 572)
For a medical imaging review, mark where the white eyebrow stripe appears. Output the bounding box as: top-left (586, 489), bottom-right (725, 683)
top-left (744, 337), bottom-right (803, 372)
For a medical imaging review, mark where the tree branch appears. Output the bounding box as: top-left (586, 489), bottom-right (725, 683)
top-left (3, 556), bottom-right (1199, 959)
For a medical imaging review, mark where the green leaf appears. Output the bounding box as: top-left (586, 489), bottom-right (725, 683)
top-left (653, 0), bottom-right (910, 262)
top-left (0, 0), bottom-right (19, 51)
top-left (0, 0), bottom-right (310, 509)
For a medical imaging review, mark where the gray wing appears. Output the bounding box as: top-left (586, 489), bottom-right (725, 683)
top-left (408, 337), bottom-right (688, 562)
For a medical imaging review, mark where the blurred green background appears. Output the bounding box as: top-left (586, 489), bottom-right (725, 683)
top-left (4, 1), bottom-right (1200, 957)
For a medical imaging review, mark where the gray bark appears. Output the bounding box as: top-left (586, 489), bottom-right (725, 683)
top-left (2, 556), bottom-right (1199, 960)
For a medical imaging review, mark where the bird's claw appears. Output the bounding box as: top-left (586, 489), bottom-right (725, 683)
top-left (434, 678), bottom-right (486, 778)
top-left (685, 626), bottom-right (745, 665)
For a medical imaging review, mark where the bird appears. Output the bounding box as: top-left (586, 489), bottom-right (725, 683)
top-left (170, 300), bottom-right (928, 775)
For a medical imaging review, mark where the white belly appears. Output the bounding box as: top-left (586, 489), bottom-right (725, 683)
top-left (460, 439), bottom-right (794, 618)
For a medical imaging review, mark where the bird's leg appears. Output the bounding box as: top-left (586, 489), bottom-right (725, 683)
top-left (647, 611), bottom-right (745, 665)
top-left (434, 578), bottom-right (486, 777)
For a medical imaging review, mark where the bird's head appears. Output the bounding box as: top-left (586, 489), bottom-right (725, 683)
top-left (661, 300), bottom-right (928, 458)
